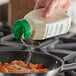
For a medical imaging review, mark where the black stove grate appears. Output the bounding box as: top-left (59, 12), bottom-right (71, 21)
top-left (0, 31), bottom-right (76, 76)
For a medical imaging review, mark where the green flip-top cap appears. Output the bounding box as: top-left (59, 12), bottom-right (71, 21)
top-left (14, 19), bottom-right (31, 39)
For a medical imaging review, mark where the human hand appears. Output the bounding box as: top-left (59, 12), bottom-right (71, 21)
top-left (34, 0), bottom-right (72, 17)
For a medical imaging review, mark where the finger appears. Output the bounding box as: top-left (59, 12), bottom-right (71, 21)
top-left (34, 0), bottom-right (40, 9)
top-left (34, 5), bottom-right (44, 9)
top-left (34, 0), bottom-right (48, 9)
top-left (60, 0), bottom-right (72, 11)
top-left (43, 0), bottom-right (59, 17)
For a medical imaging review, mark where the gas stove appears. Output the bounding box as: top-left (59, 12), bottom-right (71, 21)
top-left (0, 43), bottom-right (66, 76)
top-left (0, 23), bottom-right (76, 76)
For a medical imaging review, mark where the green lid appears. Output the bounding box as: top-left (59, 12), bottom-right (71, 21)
top-left (14, 19), bottom-right (31, 39)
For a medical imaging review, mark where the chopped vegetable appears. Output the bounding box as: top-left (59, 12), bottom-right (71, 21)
top-left (0, 60), bottom-right (48, 73)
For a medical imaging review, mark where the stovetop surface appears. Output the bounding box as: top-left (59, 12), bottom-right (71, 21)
top-left (0, 23), bottom-right (76, 76)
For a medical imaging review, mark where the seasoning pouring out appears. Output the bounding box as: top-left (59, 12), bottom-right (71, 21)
top-left (21, 38), bottom-right (33, 65)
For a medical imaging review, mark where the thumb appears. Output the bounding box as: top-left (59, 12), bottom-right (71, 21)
top-left (43, 0), bottom-right (58, 17)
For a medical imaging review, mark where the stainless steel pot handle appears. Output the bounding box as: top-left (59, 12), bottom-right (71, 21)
top-left (61, 63), bottom-right (76, 72)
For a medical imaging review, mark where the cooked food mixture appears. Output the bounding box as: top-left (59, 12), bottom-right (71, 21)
top-left (0, 60), bottom-right (48, 73)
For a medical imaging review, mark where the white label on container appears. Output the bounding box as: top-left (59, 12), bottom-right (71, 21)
top-left (44, 18), bottom-right (71, 39)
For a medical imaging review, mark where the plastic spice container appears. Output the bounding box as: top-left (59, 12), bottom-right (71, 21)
top-left (14, 8), bottom-right (71, 40)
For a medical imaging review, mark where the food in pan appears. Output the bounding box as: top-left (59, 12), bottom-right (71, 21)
top-left (0, 60), bottom-right (48, 73)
